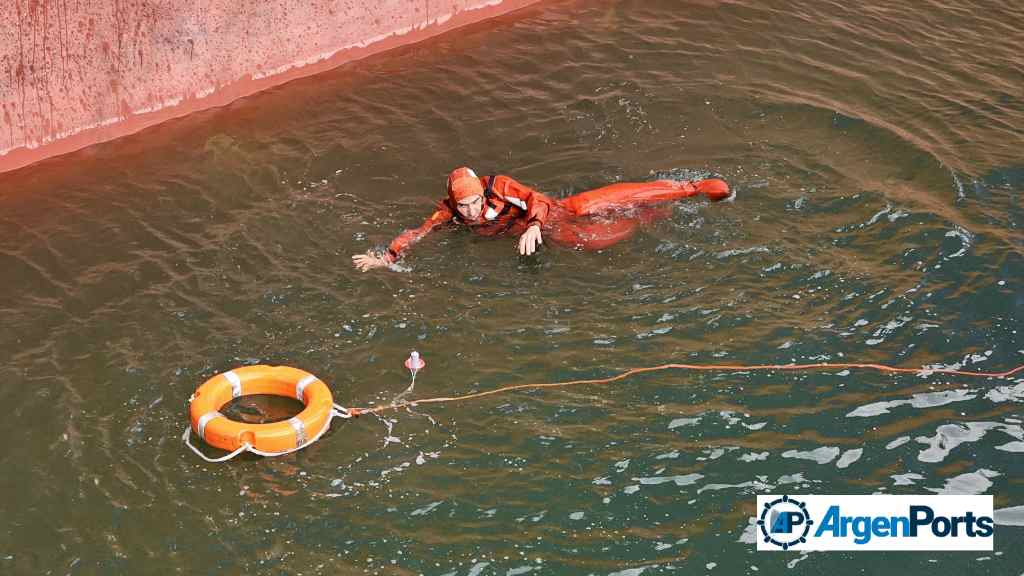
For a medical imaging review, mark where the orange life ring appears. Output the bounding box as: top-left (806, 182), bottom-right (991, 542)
top-left (188, 365), bottom-right (335, 454)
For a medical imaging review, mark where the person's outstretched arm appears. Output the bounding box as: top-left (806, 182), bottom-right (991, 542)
top-left (352, 203), bottom-right (453, 271)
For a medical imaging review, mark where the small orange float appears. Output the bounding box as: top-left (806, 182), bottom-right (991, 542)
top-left (184, 365), bottom-right (349, 461)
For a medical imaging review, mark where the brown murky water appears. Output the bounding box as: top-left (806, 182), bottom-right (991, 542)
top-left (1, 0), bottom-right (1022, 573)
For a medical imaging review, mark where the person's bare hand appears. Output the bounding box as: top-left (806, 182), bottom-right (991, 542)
top-left (351, 250), bottom-right (391, 271)
top-left (518, 224), bottom-right (543, 256)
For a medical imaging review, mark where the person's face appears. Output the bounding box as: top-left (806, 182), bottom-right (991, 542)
top-left (456, 194), bottom-right (484, 220)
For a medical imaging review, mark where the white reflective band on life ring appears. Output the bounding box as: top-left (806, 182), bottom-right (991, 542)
top-left (197, 411), bottom-right (223, 441)
top-left (295, 374), bottom-right (317, 402)
top-left (288, 417), bottom-right (307, 447)
top-left (224, 370), bottom-right (243, 398)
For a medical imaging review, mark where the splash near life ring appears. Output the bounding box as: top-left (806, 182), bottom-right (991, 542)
top-left (184, 365), bottom-right (350, 462)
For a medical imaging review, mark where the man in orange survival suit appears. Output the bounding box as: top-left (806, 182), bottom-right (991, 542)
top-left (352, 167), bottom-right (730, 271)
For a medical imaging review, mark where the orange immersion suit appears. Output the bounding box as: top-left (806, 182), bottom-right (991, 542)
top-left (384, 170), bottom-right (730, 262)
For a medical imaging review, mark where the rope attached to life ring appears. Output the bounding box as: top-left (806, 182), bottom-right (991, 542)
top-left (341, 361), bottom-right (1024, 417)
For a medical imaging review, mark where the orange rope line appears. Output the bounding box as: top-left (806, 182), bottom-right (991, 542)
top-left (346, 362), bottom-right (1024, 417)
